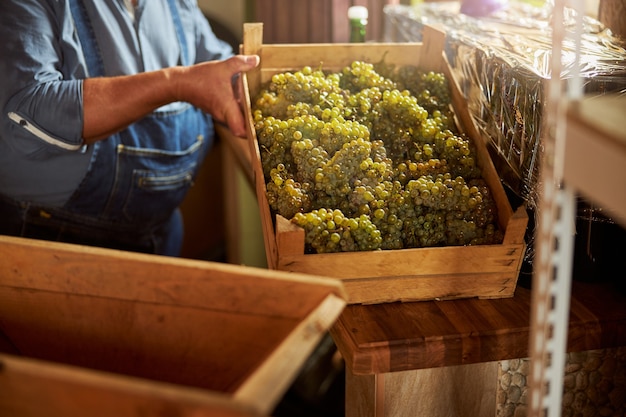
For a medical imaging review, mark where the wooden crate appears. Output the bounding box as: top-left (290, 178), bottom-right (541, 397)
top-left (0, 235), bottom-right (346, 417)
top-left (240, 23), bottom-right (529, 305)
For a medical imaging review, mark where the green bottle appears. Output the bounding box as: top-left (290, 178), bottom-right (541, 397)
top-left (348, 6), bottom-right (368, 43)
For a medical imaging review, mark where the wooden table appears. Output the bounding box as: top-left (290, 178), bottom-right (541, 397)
top-left (329, 280), bottom-right (626, 416)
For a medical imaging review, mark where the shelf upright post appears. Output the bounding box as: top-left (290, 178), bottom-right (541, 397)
top-left (527, 0), bottom-right (585, 415)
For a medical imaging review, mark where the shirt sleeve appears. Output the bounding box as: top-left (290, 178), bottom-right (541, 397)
top-left (0, 0), bottom-right (85, 154)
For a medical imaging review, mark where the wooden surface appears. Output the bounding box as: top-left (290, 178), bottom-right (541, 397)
top-left (563, 95), bottom-right (626, 228)
top-left (345, 362), bottom-right (500, 417)
top-left (0, 235), bottom-right (346, 416)
top-left (331, 280), bottom-right (626, 375)
top-left (599, 0), bottom-right (626, 39)
top-left (253, 0), bottom-right (401, 44)
top-left (0, 354), bottom-right (261, 417)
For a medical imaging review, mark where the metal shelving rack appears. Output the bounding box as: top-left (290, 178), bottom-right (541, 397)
top-left (527, 1), bottom-right (626, 416)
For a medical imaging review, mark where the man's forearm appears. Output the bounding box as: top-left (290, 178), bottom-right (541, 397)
top-left (82, 67), bottom-right (180, 144)
top-left (81, 55), bottom-right (259, 142)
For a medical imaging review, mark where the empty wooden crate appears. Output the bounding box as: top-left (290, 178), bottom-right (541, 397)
top-left (0, 235), bottom-right (346, 417)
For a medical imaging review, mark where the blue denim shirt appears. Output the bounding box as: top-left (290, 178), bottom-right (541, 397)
top-left (0, 0), bottom-right (233, 206)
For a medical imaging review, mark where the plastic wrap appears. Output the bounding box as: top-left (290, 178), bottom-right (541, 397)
top-left (383, 2), bottom-right (626, 278)
top-left (383, 2), bottom-right (626, 210)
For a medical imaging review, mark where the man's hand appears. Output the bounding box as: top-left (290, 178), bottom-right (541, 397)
top-left (174, 55), bottom-right (260, 137)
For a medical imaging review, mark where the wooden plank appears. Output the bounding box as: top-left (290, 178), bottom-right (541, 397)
top-left (345, 363), bottom-right (498, 417)
top-left (383, 364), bottom-right (498, 417)
top-left (0, 235), bottom-right (345, 318)
top-left (242, 23), bottom-right (280, 269)
top-left (277, 243), bottom-right (525, 277)
top-left (502, 206), bottom-right (528, 245)
top-left (440, 38), bottom-right (518, 231)
top-left (233, 293), bottom-right (345, 414)
top-left (254, 0), bottom-right (275, 43)
top-left (253, 43), bottom-right (423, 83)
top-left (0, 354), bottom-right (260, 417)
top-left (330, 281), bottom-right (626, 375)
top-left (309, 0), bottom-right (333, 43)
top-left (275, 215), bottom-right (305, 256)
top-left (332, 0), bottom-right (351, 42)
top-left (288, 0), bottom-right (308, 43)
top-left (242, 23), bottom-right (264, 94)
top-left (294, 271), bottom-right (519, 305)
top-left (274, 0), bottom-right (292, 43)
top-left (345, 373), bottom-right (378, 417)
top-left (563, 95), bottom-right (626, 228)
top-left (0, 287), bottom-right (295, 393)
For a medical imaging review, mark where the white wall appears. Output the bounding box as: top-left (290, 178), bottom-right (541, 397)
top-left (197, 0), bottom-right (245, 40)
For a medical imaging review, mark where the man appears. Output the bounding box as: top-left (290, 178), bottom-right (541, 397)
top-left (0, 0), bottom-right (259, 255)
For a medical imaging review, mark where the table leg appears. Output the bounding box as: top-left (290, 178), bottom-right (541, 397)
top-left (346, 362), bottom-right (499, 417)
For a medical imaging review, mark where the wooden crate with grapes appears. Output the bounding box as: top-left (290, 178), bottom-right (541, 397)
top-left (240, 23), bottom-right (528, 304)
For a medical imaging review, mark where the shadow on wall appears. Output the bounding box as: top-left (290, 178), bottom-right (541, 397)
top-left (178, 14), bottom-right (241, 261)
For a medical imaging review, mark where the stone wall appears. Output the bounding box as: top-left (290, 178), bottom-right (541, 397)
top-left (497, 347), bottom-right (626, 417)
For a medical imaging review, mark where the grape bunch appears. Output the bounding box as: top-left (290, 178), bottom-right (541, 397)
top-left (394, 66), bottom-right (453, 115)
top-left (291, 208), bottom-right (383, 253)
top-left (253, 60), bottom-right (504, 254)
top-left (265, 163), bottom-right (312, 219)
top-left (254, 65), bottom-right (344, 120)
top-left (340, 61), bottom-right (397, 93)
